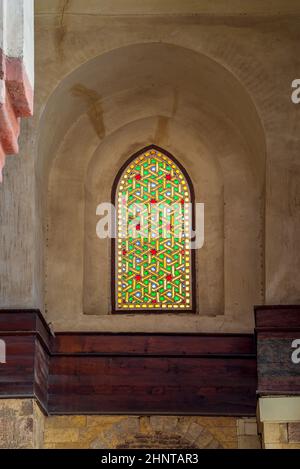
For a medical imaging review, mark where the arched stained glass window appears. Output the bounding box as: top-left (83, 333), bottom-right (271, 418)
top-left (112, 146), bottom-right (195, 312)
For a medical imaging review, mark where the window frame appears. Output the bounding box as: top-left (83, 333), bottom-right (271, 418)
top-left (111, 145), bottom-right (196, 314)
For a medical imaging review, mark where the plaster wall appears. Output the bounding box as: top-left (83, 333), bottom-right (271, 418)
top-left (1, 1), bottom-right (300, 333)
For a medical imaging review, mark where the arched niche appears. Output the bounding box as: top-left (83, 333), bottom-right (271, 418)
top-left (39, 42), bottom-right (266, 332)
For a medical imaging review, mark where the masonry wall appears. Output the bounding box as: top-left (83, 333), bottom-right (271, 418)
top-left (43, 415), bottom-right (261, 450)
top-left (258, 396), bottom-right (300, 449)
top-left (0, 399), bottom-right (44, 449)
top-left (1, 2), bottom-right (300, 334)
top-left (262, 422), bottom-right (300, 449)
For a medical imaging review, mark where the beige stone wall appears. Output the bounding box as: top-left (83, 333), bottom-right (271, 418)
top-left (43, 415), bottom-right (260, 449)
top-left (39, 9), bottom-right (267, 332)
top-left (0, 399), bottom-right (45, 449)
top-left (0, 2), bottom-right (300, 332)
top-left (258, 397), bottom-right (300, 449)
top-left (262, 422), bottom-right (300, 449)
top-left (237, 417), bottom-right (261, 449)
top-left (0, 399), bottom-right (262, 449)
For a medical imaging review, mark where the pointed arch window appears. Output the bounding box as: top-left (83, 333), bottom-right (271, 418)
top-left (112, 146), bottom-right (195, 312)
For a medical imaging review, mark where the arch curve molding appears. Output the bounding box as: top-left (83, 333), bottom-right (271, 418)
top-left (90, 417), bottom-right (223, 449)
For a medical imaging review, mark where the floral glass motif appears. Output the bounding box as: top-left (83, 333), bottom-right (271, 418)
top-left (116, 148), bottom-right (192, 311)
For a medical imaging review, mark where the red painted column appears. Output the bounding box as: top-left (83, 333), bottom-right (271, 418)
top-left (0, 0), bottom-right (34, 181)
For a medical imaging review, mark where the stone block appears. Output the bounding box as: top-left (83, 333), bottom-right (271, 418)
top-left (288, 423), bottom-right (300, 443)
top-left (161, 416), bottom-right (179, 433)
top-left (0, 399), bottom-right (44, 449)
top-left (244, 420), bottom-right (258, 436)
top-left (45, 416), bottom-right (87, 429)
top-left (44, 428), bottom-right (80, 444)
top-left (263, 423), bottom-right (288, 444)
top-left (238, 435), bottom-right (261, 449)
top-left (185, 422), bottom-right (204, 442)
top-left (149, 416), bottom-right (165, 432)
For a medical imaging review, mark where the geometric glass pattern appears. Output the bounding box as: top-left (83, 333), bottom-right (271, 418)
top-left (115, 147), bottom-right (192, 311)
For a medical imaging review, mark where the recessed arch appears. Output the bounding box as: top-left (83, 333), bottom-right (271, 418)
top-left (41, 42), bottom-right (266, 331)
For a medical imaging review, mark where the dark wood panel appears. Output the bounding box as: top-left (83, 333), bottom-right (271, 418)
top-left (53, 333), bottom-right (255, 356)
top-left (34, 338), bottom-right (49, 409)
top-left (255, 305), bottom-right (300, 395)
top-left (48, 355), bottom-right (256, 415)
top-left (0, 311), bottom-right (50, 411)
top-left (0, 309), bottom-right (50, 333)
top-left (0, 335), bottom-right (35, 396)
top-left (0, 309), bottom-right (257, 415)
top-left (255, 305), bottom-right (300, 329)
